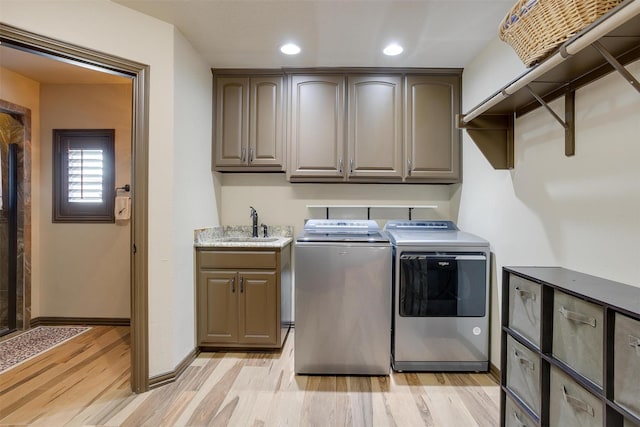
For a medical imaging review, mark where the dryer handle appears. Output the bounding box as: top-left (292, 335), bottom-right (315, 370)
top-left (453, 255), bottom-right (487, 261)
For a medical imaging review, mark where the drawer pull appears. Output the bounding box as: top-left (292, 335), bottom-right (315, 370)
top-left (558, 306), bottom-right (596, 327)
top-left (629, 335), bottom-right (640, 355)
top-left (562, 385), bottom-right (595, 417)
top-left (515, 286), bottom-right (536, 301)
top-left (513, 349), bottom-right (535, 371)
top-left (512, 411), bottom-right (529, 427)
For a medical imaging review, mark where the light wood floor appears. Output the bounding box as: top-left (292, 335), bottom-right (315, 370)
top-left (0, 326), bottom-right (500, 426)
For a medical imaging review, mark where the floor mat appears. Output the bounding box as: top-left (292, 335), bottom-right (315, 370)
top-left (0, 326), bottom-right (91, 373)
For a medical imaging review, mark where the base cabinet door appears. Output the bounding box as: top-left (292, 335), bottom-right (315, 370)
top-left (238, 271), bottom-right (278, 345)
top-left (198, 271), bottom-right (238, 344)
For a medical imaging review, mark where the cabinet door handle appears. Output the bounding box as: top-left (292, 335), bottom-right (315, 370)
top-left (239, 276), bottom-right (244, 293)
top-left (562, 385), bottom-right (595, 417)
top-left (231, 277), bottom-right (235, 293)
top-left (512, 349), bottom-right (535, 371)
top-left (558, 306), bottom-right (596, 327)
top-left (338, 159), bottom-right (343, 174)
top-left (407, 159), bottom-right (412, 176)
top-left (628, 334), bottom-right (640, 356)
top-left (515, 286), bottom-right (536, 301)
top-left (349, 159), bottom-right (354, 174)
top-left (241, 147), bottom-right (247, 162)
top-left (249, 147), bottom-right (254, 163)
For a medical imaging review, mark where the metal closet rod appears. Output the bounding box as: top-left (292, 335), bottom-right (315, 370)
top-left (462, 0), bottom-right (640, 124)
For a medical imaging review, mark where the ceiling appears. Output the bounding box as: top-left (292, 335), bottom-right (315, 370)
top-left (0, 45), bottom-right (131, 84)
top-left (115, 0), bottom-right (515, 68)
top-left (0, 0), bottom-right (515, 84)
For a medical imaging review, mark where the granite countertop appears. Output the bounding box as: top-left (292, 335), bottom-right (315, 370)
top-left (194, 225), bottom-right (294, 248)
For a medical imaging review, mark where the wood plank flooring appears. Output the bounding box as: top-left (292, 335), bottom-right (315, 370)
top-left (0, 326), bottom-right (500, 426)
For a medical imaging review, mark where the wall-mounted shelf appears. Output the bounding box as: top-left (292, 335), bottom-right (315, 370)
top-left (458, 0), bottom-right (640, 170)
top-left (306, 204), bottom-right (437, 220)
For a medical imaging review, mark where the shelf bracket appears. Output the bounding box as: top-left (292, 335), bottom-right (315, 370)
top-left (591, 40), bottom-right (640, 94)
top-left (457, 113), bottom-right (514, 170)
top-left (525, 86), bottom-right (575, 157)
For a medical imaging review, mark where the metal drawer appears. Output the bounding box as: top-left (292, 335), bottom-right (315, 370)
top-left (549, 366), bottom-right (603, 427)
top-left (508, 274), bottom-right (542, 348)
top-left (506, 335), bottom-right (541, 416)
top-left (505, 394), bottom-right (537, 427)
top-left (552, 290), bottom-right (604, 387)
top-left (614, 313), bottom-right (640, 419)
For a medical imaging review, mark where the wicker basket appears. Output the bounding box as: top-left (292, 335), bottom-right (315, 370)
top-left (499, 0), bottom-right (622, 67)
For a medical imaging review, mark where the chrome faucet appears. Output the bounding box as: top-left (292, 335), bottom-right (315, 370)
top-left (249, 206), bottom-right (258, 238)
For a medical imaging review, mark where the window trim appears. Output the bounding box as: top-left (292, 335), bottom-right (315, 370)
top-left (52, 129), bottom-right (115, 223)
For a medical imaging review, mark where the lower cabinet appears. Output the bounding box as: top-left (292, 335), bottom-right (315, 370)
top-left (196, 246), bottom-right (291, 349)
top-left (198, 270), bottom-right (277, 346)
top-left (502, 267), bottom-right (640, 427)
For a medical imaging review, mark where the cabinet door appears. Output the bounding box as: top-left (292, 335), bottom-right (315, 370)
top-left (214, 77), bottom-right (249, 167)
top-left (198, 271), bottom-right (238, 344)
top-left (288, 75), bottom-right (346, 180)
top-left (238, 271), bottom-right (278, 345)
top-left (249, 76), bottom-right (284, 169)
top-left (404, 75), bottom-right (460, 182)
top-left (347, 75), bottom-right (403, 179)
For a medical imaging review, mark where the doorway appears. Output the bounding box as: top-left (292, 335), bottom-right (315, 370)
top-left (0, 23), bottom-right (150, 392)
top-left (0, 111), bottom-right (25, 337)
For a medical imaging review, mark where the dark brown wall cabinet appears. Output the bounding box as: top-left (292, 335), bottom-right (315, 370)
top-left (212, 68), bottom-right (462, 183)
top-left (502, 267), bottom-right (640, 427)
top-left (287, 72), bottom-right (461, 183)
top-left (213, 75), bottom-right (285, 171)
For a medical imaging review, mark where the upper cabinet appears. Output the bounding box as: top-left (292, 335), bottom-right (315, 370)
top-left (287, 74), bottom-right (404, 182)
top-left (348, 75), bottom-right (403, 180)
top-left (213, 68), bottom-right (462, 183)
top-left (213, 74), bottom-right (284, 171)
top-left (287, 74), bottom-right (345, 180)
top-left (405, 75), bottom-right (461, 182)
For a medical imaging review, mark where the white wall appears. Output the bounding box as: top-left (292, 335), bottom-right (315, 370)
top-left (459, 38), bottom-right (640, 368)
top-left (0, 67), bottom-right (41, 316)
top-left (38, 83), bottom-right (132, 318)
top-left (1, 0), bottom-right (219, 377)
top-left (220, 174), bottom-right (454, 236)
top-left (170, 28), bottom-right (219, 367)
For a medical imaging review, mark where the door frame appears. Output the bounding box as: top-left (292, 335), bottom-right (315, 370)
top-left (0, 23), bottom-right (150, 392)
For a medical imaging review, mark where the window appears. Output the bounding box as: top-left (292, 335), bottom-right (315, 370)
top-left (52, 129), bottom-right (115, 223)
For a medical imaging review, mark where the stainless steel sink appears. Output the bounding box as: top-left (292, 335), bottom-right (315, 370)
top-left (219, 237), bottom-right (279, 243)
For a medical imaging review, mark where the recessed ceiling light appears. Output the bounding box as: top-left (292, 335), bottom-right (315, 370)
top-left (383, 44), bottom-right (403, 56)
top-left (280, 43), bottom-right (301, 55)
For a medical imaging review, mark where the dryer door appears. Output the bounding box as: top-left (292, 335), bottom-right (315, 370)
top-left (399, 253), bottom-right (486, 317)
